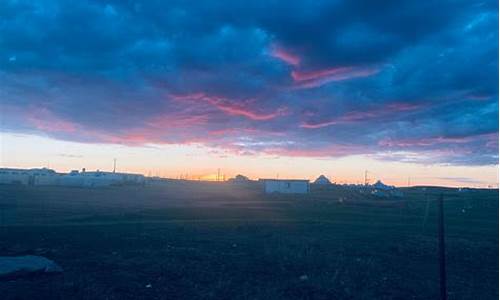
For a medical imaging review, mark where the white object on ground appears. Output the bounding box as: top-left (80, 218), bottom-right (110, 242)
top-left (0, 255), bottom-right (63, 279)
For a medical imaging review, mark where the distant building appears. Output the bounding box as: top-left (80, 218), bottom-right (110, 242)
top-left (31, 168), bottom-right (59, 185)
top-left (0, 167), bottom-right (145, 187)
top-left (0, 168), bottom-right (59, 185)
top-left (372, 180), bottom-right (395, 191)
top-left (228, 174), bottom-right (250, 183)
top-left (60, 169), bottom-right (145, 187)
top-left (313, 175), bottom-right (331, 185)
top-left (259, 179), bottom-right (309, 194)
top-left (371, 180), bottom-right (403, 198)
top-left (0, 168), bottom-right (31, 185)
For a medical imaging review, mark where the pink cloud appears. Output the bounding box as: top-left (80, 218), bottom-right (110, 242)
top-left (77, 105), bottom-right (288, 147)
top-left (466, 93), bottom-right (492, 101)
top-left (300, 120), bottom-right (339, 129)
top-left (301, 102), bottom-right (421, 129)
top-left (291, 67), bottom-right (353, 81)
top-left (26, 107), bottom-right (78, 133)
top-left (169, 92), bottom-right (206, 101)
top-left (268, 41), bottom-right (380, 89)
top-left (485, 136), bottom-right (498, 149)
top-left (379, 132), bottom-right (498, 148)
top-left (269, 44), bottom-right (301, 66)
top-left (208, 127), bottom-right (285, 137)
top-left (205, 97), bottom-right (287, 121)
top-left (171, 92), bottom-right (287, 121)
top-left (384, 102), bottom-right (421, 111)
top-left (20, 101), bottom-right (211, 146)
top-left (85, 127), bottom-right (210, 146)
top-left (147, 114), bottom-right (208, 129)
top-left (292, 67), bottom-right (380, 89)
top-left (263, 144), bottom-right (365, 157)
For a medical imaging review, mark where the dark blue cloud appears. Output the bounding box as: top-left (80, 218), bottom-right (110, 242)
top-left (0, 0), bottom-right (498, 165)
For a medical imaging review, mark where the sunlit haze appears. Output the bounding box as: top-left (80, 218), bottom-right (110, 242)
top-left (1, 133), bottom-right (497, 188)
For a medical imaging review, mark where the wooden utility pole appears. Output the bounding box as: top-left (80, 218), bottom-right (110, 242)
top-left (437, 193), bottom-right (447, 300)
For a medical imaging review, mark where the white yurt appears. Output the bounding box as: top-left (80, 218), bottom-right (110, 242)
top-left (373, 180), bottom-right (395, 191)
top-left (313, 175), bottom-right (331, 185)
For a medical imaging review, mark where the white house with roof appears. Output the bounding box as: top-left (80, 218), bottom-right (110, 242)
top-left (259, 179), bottom-right (310, 194)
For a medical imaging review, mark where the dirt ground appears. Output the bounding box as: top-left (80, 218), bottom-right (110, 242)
top-left (0, 182), bottom-right (497, 299)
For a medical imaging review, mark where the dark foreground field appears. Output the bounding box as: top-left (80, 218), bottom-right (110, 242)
top-left (0, 182), bottom-right (497, 299)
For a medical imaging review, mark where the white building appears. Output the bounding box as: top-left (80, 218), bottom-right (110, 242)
top-left (60, 170), bottom-right (145, 187)
top-left (0, 168), bottom-right (60, 185)
top-left (0, 168), bottom-right (31, 185)
top-left (0, 167), bottom-right (145, 187)
top-left (259, 179), bottom-right (310, 194)
top-left (31, 168), bottom-right (60, 185)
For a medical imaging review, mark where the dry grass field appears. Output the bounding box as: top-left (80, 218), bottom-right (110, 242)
top-left (0, 182), bottom-right (497, 299)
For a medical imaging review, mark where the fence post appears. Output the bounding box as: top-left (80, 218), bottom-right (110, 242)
top-left (438, 193), bottom-right (447, 300)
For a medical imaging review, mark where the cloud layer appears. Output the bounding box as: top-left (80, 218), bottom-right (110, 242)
top-left (1, 0), bottom-right (498, 165)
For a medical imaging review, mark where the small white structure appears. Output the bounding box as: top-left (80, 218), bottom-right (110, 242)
top-left (371, 180), bottom-right (403, 198)
top-left (259, 179), bottom-right (309, 194)
top-left (31, 168), bottom-right (60, 186)
top-left (228, 174), bottom-right (250, 183)
top-left (313, 175), bottom-right (331, 185)
top-left (0, 255), bottom-right (63, 279)
top-left (373, 180), bottom-right (395, 191)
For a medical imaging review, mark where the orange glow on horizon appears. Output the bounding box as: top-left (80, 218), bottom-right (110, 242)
top-left (1, 133), bottom-right (497, 188)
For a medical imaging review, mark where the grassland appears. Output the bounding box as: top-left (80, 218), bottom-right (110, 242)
top-left (0, 182), bottom-right (497, 299)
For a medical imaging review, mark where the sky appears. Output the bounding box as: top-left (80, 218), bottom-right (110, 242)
top-left (0, 0), bottom-right (498, 187)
